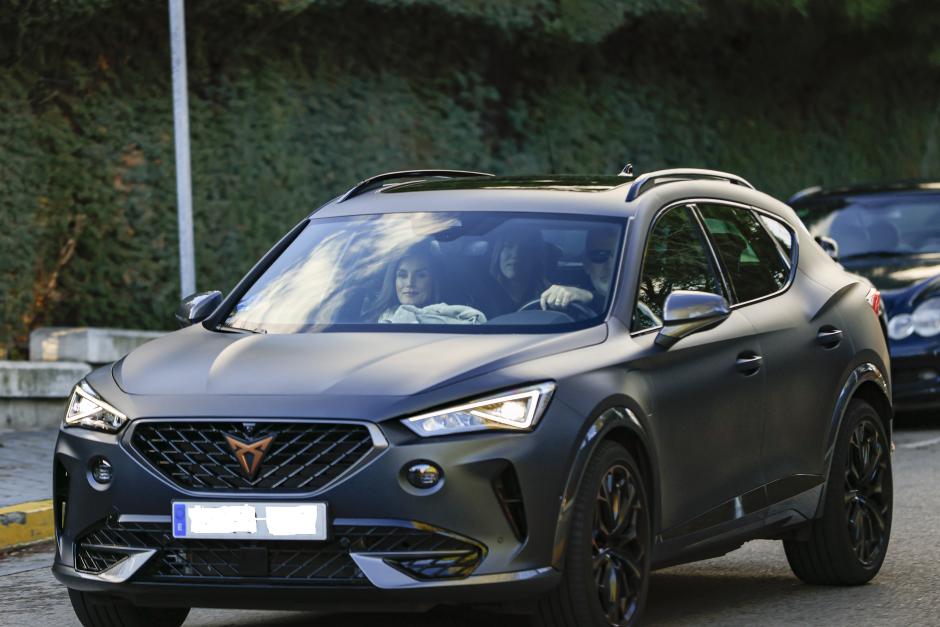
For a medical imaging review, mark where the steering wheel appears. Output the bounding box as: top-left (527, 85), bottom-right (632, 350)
top-left (518, 299), bottom-right (597, 320)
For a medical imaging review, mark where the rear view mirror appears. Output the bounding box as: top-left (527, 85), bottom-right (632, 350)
top-left (815, 235), bottom-right (839, 262)
top-left (655, 291), bottom-right (731, 349)
top-left (175, 291), bottom-right (223, 327)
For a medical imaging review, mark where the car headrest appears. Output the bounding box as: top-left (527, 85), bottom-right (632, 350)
top-left (710, 232), bottom-right (748, 262)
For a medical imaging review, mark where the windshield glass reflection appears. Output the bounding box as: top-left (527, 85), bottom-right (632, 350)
top-left (797, 193), bottom-right (940, 258)
top-left (224, 212), bottom-right (625, 334)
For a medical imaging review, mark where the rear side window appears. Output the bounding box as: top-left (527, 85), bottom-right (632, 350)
top-left (633, 205), bottom-right (725, 331)
top-left (697, 203), bottom-right (791, 303)
top-left (759, 214), bottom-right (795, 262)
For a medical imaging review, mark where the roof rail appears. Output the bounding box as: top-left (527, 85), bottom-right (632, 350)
top-left (624, 168), bottom-right (755, 202)
top-left (337, 169), bottom-right (495, 203)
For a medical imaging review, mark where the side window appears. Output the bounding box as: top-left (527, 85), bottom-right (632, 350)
top-left (758, 214), bottom-right (795, 264)
top-left (697, 203), bottom-right (791, 303)
top-left (633, 205), bottom-right (725, 332)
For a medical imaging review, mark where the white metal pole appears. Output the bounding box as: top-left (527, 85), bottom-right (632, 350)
top-left (169, 0), bottom-right (196, 297)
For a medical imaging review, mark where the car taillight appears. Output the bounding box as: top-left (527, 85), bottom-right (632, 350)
top-left (866, 287), bottom-right (881, 317)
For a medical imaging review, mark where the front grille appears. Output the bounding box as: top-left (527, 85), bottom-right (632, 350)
top-left (76, 520), bottom-right (484, 583)
top-left (894, 366), bottom-right (939, 387)
top-left (130, 421), bottom-right (375, 492)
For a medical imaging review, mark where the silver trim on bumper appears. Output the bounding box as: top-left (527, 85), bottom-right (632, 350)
top-left (70, 549), bottom-right (157, 584)
top-left (350, 553), bottom-right (555, 589)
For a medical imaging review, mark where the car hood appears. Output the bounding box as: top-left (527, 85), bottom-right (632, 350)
top-left (114, 324), bottom-right (607, 397)
top-left (842, 254), bottom-right (940, 292)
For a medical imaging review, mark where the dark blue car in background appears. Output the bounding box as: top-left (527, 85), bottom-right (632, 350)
top-left (790, 181), bottom-right (940, 411)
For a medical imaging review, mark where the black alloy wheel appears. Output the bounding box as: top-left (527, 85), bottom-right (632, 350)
top-left (592, 464), bottom-right (645, 625)
top-left (844, 418), bottom-right (890, 567)
top-left (784, 398), bottom-right (893, 585)
top-left (534, 442), bottom-right (651, 627)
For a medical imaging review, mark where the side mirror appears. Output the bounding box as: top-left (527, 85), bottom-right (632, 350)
top-left (655, 290), bottom-right (731, 349)
top-left (175, 290), bottom-right (223, 327)
top-left (815, 235), bottom-right (839, 262)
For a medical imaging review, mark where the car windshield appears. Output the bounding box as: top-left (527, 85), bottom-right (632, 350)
top-left (222, 211), bottom-right (625, 334)
top-left (796, 192), bottom-right (940, 258)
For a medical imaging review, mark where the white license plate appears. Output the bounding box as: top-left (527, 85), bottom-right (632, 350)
top-left (171, 501), bottom-right (328, 540)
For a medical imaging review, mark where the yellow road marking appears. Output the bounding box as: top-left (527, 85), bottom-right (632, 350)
top-left (0, 499), bottom-right (54, 551)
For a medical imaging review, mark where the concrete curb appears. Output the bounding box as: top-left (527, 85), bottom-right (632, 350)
top-left (0, 499), bottom-right (54, 551)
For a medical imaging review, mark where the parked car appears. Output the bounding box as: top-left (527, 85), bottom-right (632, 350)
top-left (790, 180), bottom-right (940, 411)
top-left (55, 168), bottom-right (892, 627)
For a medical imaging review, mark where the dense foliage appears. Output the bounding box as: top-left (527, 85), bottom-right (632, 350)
top-left (1, 0), bottom-right (939, 356)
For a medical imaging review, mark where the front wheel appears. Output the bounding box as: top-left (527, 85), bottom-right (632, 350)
top-left (68, 589), bottom-right (189, 627)
top-left (533, 442), bottom-right (651, 627)
top-left (783, 398), bottom-right (893, 585)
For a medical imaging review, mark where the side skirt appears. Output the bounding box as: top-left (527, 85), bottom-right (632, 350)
top-left (650, 475), bottom-right (823, 570)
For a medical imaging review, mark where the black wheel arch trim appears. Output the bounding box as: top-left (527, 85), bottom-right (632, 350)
top-left (819, 361), bottom-right (892, 514)
top-left (825, 362), bottom-right (891, 463)
top-left (550, 396), bottom-right (661, 569)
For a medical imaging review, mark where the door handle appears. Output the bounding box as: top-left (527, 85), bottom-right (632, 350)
top-left (816, 327), bottom-right (843, 349)
top-left (735, 353), bottom-right (763, 375)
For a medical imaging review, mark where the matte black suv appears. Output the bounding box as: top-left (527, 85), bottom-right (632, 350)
top-left (55, 169), bottom-right (893, 627)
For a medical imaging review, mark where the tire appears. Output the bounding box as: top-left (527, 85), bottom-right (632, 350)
top-left (533, 442), bottom-right (651, 627)
top-left (68, 589), bottom-right (189, 627)
top-left (784, 398), bottom-right (893, 585)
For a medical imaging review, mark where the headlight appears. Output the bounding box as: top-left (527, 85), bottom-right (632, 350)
top-left (912, 298), bottom-right (940, 338)
top-left (887, 314), bottom-right (914, 340)
top-left (64, 380), bottom-right (128, 432)
top-left (401, 383), bottom-right (555, 437)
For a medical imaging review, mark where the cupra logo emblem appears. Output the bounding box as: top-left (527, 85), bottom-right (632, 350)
top-left (224, 433), bottom-right (275, 480)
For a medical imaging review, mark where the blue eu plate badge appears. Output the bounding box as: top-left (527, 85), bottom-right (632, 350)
top-left (173, 502), bottom-right (187, 537)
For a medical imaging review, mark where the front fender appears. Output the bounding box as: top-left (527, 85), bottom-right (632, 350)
top-left (549, 401), bottom-right (659, 568)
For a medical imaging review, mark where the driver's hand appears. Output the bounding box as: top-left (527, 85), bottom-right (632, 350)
top-left (540, 285), bottom-right (593, 310)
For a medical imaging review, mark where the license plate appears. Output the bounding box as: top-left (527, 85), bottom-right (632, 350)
top-left (172, 501), bottom-right (327, 540)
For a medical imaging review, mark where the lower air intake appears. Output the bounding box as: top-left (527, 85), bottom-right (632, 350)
top-left (493, 464), bottom-right (527, 542)
top-left (75, 519), bottom-right (485, 584)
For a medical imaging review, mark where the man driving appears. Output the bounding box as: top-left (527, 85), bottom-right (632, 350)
top-left (540, 225), bottom-right (619, 312)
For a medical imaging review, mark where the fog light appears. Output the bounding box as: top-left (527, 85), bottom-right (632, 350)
top-left (91, 457), bottom-right (112, 484)
top-left (918, 369), bottom-right (938, 382)
top-left (405, 461), bottom-right (442, 489)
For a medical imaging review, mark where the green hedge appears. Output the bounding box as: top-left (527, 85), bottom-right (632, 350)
top-left (1, 0), bottom-right (939, 357)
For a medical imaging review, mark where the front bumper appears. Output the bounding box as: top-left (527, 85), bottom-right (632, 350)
top-left (890, 342), bottom-right (940, 410)
top-left (51, 406), bottom-right (581, 608)
top-left (53, 562), bottom-right (558, 609)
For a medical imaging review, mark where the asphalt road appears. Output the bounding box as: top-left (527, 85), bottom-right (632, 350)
top-left (2, 420), bottom-right (938, 627)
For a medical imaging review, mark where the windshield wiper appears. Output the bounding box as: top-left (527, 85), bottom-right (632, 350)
top-left (214, 323), bottom-right (267, 334)
top-left (839, 250), bottom-right (910, 261)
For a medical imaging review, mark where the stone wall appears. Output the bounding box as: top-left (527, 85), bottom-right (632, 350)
top-left (0, 328), bottom-right (163, 431)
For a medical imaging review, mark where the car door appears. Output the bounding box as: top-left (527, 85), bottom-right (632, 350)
top-left (628, 203), bottom-right (768, 535)
top-left (695, 201), bottom-right (854, 505)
